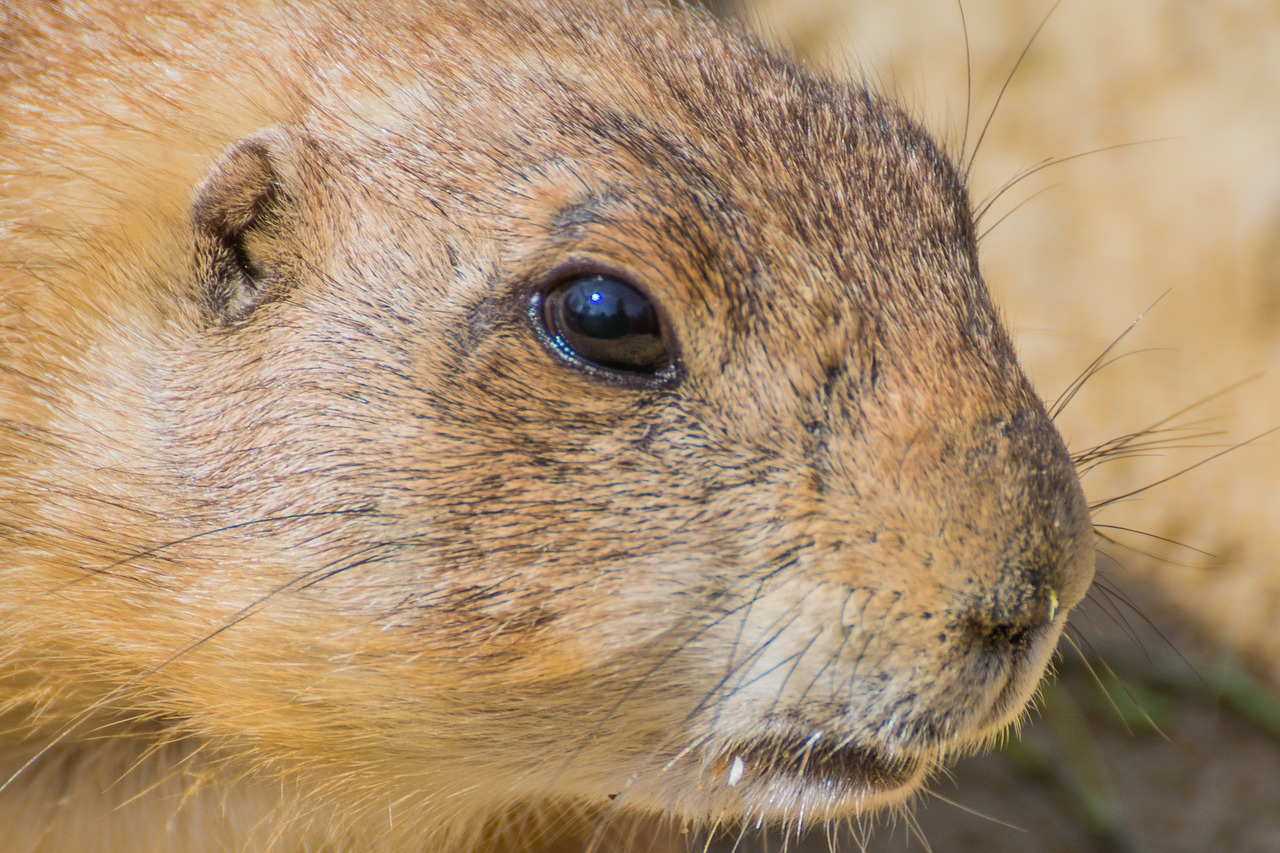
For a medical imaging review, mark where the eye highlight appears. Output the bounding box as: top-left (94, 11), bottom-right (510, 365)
top-left (539, 274), bottom-right (670, 376)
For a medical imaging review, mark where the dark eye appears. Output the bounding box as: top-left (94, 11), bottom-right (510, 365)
top-left (541, 274), bottom-right (669, 375)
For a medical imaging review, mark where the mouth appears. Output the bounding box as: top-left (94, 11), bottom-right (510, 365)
top-left (972, 608), bottom-right (1072, 734)
top-left (694, 733), bottom-right (929, 819)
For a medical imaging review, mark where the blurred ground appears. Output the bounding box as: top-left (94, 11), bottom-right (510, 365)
top-left (705, 1), bottom-right (1280, 850)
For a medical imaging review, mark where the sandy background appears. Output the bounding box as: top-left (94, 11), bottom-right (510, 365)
top-left (712, 1), bottom-right (1280, 850)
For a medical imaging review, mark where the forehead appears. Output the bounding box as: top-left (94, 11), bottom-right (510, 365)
top-left (317, 1), bottom-right (974, 247)
top-left (313, 0), bottom-right (987, 360)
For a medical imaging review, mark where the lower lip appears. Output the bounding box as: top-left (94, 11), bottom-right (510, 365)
top-left (706, 736), bottom-right (927, 810)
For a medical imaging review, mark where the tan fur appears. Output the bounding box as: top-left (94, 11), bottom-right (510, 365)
top-left (0, 1), bottom-right (1098, 850)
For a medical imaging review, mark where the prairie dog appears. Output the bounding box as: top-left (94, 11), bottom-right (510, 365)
top-left (0, 1), bottom-right (1094, 851)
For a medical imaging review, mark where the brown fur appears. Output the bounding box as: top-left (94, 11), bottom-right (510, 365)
top-left (739, 1), bottom-right (1280, 849)
top-left (787, 0), bottom-right (1280, 678)
top-left (0, 1), bottom-right (1097, 850)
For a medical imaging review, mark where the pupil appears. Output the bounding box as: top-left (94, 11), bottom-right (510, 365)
top-left (566, 278), bottom-right (643, 340)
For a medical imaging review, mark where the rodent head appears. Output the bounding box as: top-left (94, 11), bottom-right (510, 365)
top-left (2, 0), bottom-right (1094, 840)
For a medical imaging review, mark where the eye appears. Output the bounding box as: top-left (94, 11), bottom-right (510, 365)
top-left (540, 274), bottom-right (670, 375)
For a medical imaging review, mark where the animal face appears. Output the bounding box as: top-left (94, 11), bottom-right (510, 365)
top-left (0, 0), bottom-right (1094, 845)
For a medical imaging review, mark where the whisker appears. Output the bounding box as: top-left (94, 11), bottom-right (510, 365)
top-left (1087, 570), bottom-right (1201, 678)
top-left (1057, 632), bottom-right (1137, 735)
top-left (1078, 577), bottom-right (1148, 661)
top-left (1049, 294), bottom-right (1169, 421)
top-left (1074, 430), bottom-right (1228, 475)
top-left (922, 786), bottom-right (1025, 832)
top-left (1094, 527), bottom-right (1217, 568)
top-left (974, 139), bottom-right (1163, 226)
top-left (1091, 426), bottom-right (1279, 512)
top-left (976, 182), bottom-right (1056, 242)
top-left (1072, 374), bottom-right (1262, 470)
top-left (963, 0), bottom-right (1061, 179)
top-left (955, 0), bottom-right (973, 167)
top-left (28, 509), bottom-right (370, 602)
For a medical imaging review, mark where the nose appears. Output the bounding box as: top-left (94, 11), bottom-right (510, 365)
top-left (960, 557), bottom-right (1070, 653)
top-left (947, 410), bottom-right (1096, 652)
top-left (962, 477), bottom-right (1095, 654)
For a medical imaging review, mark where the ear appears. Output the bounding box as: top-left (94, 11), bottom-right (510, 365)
top-left (192, 127), bottom-right (305, 324)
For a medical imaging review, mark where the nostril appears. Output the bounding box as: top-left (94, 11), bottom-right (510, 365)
top-left (966, 617), bottom-right (1034, 652)
top-left (962, 587), bottom-right (1059, 653)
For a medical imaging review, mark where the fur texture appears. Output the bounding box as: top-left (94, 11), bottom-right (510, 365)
top-left (746, 1), bottom-right (1280, 849)
top-left (0, 1), bottom-right (1099, 850)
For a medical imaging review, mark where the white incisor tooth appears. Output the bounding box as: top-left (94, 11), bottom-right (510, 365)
top-left (727, 756), bottom-right (746, 787)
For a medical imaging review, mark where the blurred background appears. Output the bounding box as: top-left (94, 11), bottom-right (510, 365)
top-left (701, 1), bottom-right (1280, 850)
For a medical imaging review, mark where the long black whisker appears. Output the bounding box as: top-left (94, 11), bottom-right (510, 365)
top-left (974, 139), bottom-right (1163, 225)
top-left (976, 182), bottom-right (1056, 242)
top-left (1074, 374), bottom-right (1261, 467)
top-left (1088, 566), bottom-right (1202, 679)
top-left (955, 0), bottom-right (973, 167)
top-left (964, 0), bottom-right (1061, 178)
top-left (1049, 294), bottom-right (1169, 421)
top-left (1091, 427), bottom-right (1279, 512)
top-left (31, 510), bottom-right (370, 600)
top-left (1053, 346), bottom-right (1176, 422)
top-left (1092, 524), bottom-right (1216, 559)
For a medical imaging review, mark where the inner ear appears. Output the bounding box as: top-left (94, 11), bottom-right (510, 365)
top-left (192, 128), bottom-right (302, 324)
